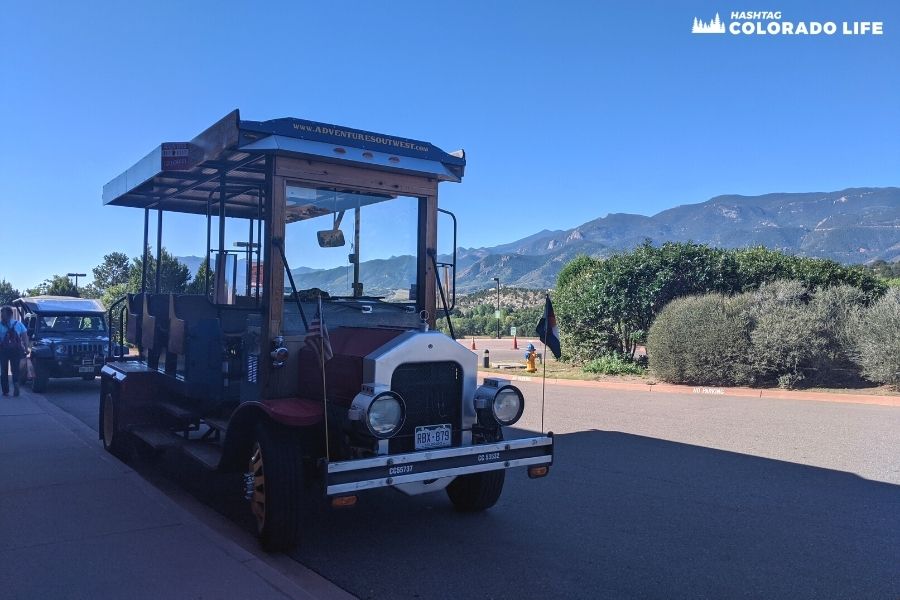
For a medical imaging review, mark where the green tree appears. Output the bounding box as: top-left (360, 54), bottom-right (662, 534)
top-left (101, 282), bottom-right (131, 310)
top-left (128, 247), bottom-right (191, 294)
top-left (26, 274), bottom-right (80, 297)
top-left (556, 242), bottom-right (888, 364)
top-left (92, 252), bottom-right (131, 294)
top-left (0, 279), bottom-right (20, 305)
top-left (732, 247), bottom-right (885, 302)
top-left (185, 258), bottom-right (214, 295)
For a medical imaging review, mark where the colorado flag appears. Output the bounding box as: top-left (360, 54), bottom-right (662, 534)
top-left (535, 295), bottom-right (561, 360)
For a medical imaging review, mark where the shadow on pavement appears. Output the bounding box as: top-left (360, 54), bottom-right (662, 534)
top-left (128, 428), bottom-right (900, 600)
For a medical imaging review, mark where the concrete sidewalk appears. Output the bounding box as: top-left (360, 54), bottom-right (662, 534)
top-left (0, 388), bottom-right (349, 600)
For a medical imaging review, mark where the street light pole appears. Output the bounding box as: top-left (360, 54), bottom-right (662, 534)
top-left (493, 277), bottom-right (500, 339)
top-left (67, 272), bottom-right (86, 292)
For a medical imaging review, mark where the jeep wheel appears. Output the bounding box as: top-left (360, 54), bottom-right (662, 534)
top-left (31, 364), bottom-right (49, 393)
top-left (101, 388), bottom-right (130, 459)
top-left (248, 422), bottom-right (303, 552)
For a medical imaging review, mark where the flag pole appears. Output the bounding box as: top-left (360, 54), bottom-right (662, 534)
top-left (541, 337), bottom-right (547, 435)
top-left (540, 293), bottom-right (549, 434)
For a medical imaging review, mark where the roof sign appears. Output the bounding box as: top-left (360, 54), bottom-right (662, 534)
top-left (161, 142), bottom-right (193, 171)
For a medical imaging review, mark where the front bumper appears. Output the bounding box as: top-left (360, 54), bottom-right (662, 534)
top-left (325, 434), bottom-right (553, 495)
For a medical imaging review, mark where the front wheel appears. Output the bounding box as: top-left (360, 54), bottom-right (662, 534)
top-left (446, 429), bottom-right (506, 512)
top-left (446, 469), bottom-right (506, 512)
top-left (248, 422), bottom-right (303, 552)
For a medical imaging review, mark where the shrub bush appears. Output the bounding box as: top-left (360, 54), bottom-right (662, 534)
top-left (851, 288), bottom-right (900, 388)
top-left (747, 281), bottom-right (869, 388)
top-left (582, 353), bottom-right (646, 376)
top-left (648, 281), bottom-right (872, 388)
top-left (646, 293), bottom-right (754, 386)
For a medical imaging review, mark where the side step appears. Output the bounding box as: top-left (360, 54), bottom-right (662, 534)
top-left (157, 401), bottom-right (198, 423)
top-left (181, 443), bottom-right (222, 470)
top-left (131, 425), bottom-right (184, 450)
top-left (130, 425), bottom-right (222, 471)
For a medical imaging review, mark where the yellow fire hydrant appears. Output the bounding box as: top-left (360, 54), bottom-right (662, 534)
top-left (525, 344), bottom-right (537, 373)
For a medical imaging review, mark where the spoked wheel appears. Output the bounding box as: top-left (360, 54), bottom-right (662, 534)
top-left (101, 387), bottom-right (130, 459)
top-left (249, 443), bottom-right (267, 532)
top-left (247, 422), bottom-right (302, 552)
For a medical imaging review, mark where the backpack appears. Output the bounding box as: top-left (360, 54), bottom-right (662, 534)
top-left (1, 321), bottom-right (22, 352)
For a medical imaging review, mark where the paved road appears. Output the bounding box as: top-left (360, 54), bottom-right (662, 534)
top-left (42, 376), bottom-right (899, 599)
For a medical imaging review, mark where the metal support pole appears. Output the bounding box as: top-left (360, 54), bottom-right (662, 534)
top-left (206, 191), bottom-right (213, 295)
top-left (155, 208), bottom-right (163, 293)
top-left (353, 207), bottom-right (361, 297)
top-left (247, 218), bottom-right (254, 297)
top-left (141, 208), bottom-right (149, 293)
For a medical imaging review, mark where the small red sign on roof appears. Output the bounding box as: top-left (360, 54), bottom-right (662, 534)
top-left (161, 142), bottom-right (192, 171)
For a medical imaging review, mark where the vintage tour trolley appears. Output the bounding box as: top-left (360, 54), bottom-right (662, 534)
top-left (100, 111), bottom-right (553, 550)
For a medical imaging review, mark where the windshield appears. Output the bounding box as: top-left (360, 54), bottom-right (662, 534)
top-left (283, 184), bottom-right (418, 302)
top-left (37, 315), bottom-right (107, 333)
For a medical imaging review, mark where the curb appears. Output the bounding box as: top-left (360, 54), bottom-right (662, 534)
top-left (28, 390), bottom-right (356, 600)
top-left (478, 371), bottom-right (900, 408)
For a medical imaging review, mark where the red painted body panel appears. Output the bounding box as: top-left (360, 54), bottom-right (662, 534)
top-left (255, 398), bottom-right (324, 427)
top-left (297, 327), bottom-right (406, 407)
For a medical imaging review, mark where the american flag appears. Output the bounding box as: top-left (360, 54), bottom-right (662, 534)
top-left (306, 295), bottom-right (333, 363)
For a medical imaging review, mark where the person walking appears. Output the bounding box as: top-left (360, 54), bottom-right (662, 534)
top-left (0, 306), bottom-right (28, 397)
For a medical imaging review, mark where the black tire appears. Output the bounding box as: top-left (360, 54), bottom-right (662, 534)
top-left (248, 422), bottom-right (303, 552)
top-left (31, 363), bottom-right (49, 393)
top-left (446, 429), bottom-right (506, 512)
top-left (446, 469), bottom-right (506, 512)
top-left (100, 386), bottom-right (131, 459)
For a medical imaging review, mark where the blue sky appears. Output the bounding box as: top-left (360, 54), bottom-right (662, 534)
top-left (1, 0), bottom-right (898, 289)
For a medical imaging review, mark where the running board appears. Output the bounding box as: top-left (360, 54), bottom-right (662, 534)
top-left (131, 425), bottom-right (184, 450)
top-left (181, 443), bottom-right (223, 470)
top-left (130, 425), bottom-right (222, 470)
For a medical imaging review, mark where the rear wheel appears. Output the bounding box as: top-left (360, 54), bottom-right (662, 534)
top-left (101, 387), bottom-right (130, 459)
top-left (248, 422), bottom-right (303, 552)
top-left (446, 430), bottom-right (506, 512)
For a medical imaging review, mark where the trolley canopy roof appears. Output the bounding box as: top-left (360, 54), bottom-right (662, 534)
top-left (102, 110), bottom-right (466, 218)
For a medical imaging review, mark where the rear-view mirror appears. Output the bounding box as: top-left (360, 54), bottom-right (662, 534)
top-left (317, 229), bottom-right (346, 248)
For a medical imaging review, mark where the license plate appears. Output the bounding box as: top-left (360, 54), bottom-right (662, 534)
top-left (78, 366), bottom-right (95, 373)
top-left (414, 424), bottom-right (452, 450)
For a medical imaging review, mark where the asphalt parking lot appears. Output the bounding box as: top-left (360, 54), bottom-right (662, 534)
top-left (42, 376), bottom-right (900, 599)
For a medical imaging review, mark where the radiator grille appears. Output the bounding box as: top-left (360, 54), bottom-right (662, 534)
top-left (389, 361), bottom-right (463, 454)
top-left (64, 343), bottom-right (105, 356)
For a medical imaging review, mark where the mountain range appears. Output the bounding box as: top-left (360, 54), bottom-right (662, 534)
top-left (180, 187), bottom-right (900, 295)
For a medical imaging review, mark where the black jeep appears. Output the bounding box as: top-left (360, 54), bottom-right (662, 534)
top-left (13, 296), bottom-right (110, 392)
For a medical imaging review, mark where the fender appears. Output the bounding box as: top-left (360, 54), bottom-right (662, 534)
top-left (220, 401), bottom-right (325, 472)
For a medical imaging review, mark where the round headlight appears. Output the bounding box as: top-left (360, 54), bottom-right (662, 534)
top-left (366, 392), bottom-right (406, 438)
top-left (492, 386), bottom-right (524, 426)
top-left (55, 345), bottom-right (67, 356)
